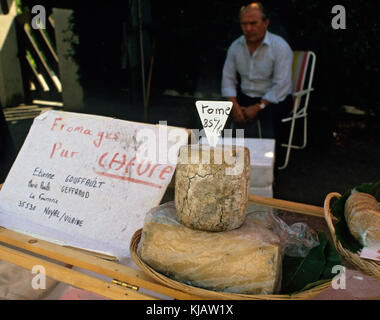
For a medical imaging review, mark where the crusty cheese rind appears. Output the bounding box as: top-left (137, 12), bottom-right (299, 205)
top-left (174, 144), bottom-right (250, 232)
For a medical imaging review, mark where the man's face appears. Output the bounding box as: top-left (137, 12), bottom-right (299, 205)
top-left (240, 9), bottom-right (269, 45)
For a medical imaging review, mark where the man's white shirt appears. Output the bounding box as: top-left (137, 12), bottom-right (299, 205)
top-left (221, 31), bottom-right (293, 104)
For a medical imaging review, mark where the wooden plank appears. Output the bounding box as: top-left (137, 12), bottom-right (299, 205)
top-left (4, 106), bottom-right (51, 116)
top-left (4, 110), bottom-right (41, 119)
top-left (32, 100), bottom-right (63, 107)
top-left (38, 28), bottom-right (58, 62)
top-left (3, 105), bottom-right (39, 111)
top-left (5, 110), bottom-right (42, 116)
top-left (0, 227), bottom-right (203, 300)
top-left (248, 194), bottom-right (327, 218)
top-left (24, 23), bottom-right (58, 91)
top-left (25, 53), bottom-right (48, 91)
top-left (48, 15), bottom-right (55, 28)
top-left (3, 108), bottom-right (55, 121)
top-left (5, 109), bottom-right (43, 115)
top-left (0, 243), bottom-right (157, 300)
top-left (5, 115), bottom-right (40, 120)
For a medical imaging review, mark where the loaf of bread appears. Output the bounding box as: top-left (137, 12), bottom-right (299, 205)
top-left (139, 202), bottom-right (282, 294)
top-left (175, 144), bottom-right (250, 231)
top-left (344, 192), bottom-right (380, 247)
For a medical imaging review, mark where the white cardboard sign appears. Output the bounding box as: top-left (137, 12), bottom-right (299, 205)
top-left (196, 100), bottom-right (232, 147)
top-left (360, 246), bottom-right (380, 262)
top-left (0, 110), bottom-right (188, 262)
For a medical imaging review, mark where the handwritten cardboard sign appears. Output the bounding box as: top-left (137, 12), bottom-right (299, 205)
top-left (196, 100), bottom-right (232, 147)
top-left (0, 110), bottom-right (188, 262)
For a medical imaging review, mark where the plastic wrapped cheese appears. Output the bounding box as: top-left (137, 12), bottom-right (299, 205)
top-left (139, 202), bottom-right (282, 295)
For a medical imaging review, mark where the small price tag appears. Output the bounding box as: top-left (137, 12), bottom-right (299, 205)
top-left (360, 246), bottom-right (380, 262)
top-left (196, 100), bottom-right (232, 148)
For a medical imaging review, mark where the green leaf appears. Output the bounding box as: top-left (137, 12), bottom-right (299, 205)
top-left (321, 240), bottom-right (342, 280)
top-left (281, 232), bottom-right (341, 294)
top-left (281, 232), bottom-right (328, 294)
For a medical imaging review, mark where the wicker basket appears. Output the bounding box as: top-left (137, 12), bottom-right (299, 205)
top-left (130, 228), bottom-right (331, 300)
top-left (324, 192), bottom-right (380, 282)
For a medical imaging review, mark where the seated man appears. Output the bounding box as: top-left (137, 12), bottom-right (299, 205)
top-left (221, 2), bottom-right (293, 140)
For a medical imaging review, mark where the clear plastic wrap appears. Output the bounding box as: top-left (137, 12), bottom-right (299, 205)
top-left (138, 202), bottom-right (319, 295)
top-left (246, 210), bottom-right (319, 257)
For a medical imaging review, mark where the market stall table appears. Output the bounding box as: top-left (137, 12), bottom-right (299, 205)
top-left (1, 193), bottom-right (379, 300)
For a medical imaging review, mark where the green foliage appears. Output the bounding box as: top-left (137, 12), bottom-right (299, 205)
top-left (26, 50), bottom-right (37, 69)
top-left (331, 181), bottom-right (380, 253)
top-left (321, 240), bottom-right (343, 279)
top-left (16, 0), bottom-right (25, 14)
top-left (281, 232), bottom-right (341, 294)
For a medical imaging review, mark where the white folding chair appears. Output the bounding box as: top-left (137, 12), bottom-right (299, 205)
top-left (278, 50), bottom-right (316, 169)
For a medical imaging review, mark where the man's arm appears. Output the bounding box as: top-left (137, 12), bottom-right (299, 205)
top-left (227, 97), bottom-right (246, 124)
